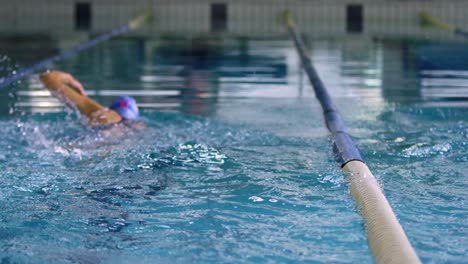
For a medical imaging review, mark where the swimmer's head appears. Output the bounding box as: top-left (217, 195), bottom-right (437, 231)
top-left (109, 96), bottom-right (139, 120)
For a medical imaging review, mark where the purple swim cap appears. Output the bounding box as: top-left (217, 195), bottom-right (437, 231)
top-left (109, 96), bottom-right (139, 120)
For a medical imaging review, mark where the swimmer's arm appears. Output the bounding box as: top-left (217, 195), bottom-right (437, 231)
top-left (40, 71), bottom-right (86, 107)
top-left (66, 75), bottom-right (87, 96)
top-left (40, 71), bottom-right (122, 127)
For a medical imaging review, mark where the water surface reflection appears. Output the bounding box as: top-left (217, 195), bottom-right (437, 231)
top-left (1, 37), bottom-right (467, 117)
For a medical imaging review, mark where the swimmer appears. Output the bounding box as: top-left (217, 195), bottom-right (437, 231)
top-left (39, 71), bottom-right (145, 133)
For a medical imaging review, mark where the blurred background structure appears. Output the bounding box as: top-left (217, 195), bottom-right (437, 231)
top-left (1, 0), bottom-right (468, 40)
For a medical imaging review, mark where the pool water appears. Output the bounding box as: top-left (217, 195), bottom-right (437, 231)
top-left (0, 37), bottom-right (466, 263)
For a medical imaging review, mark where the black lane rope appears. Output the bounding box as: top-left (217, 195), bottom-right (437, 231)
top-left (282, 14), bottom-right (363, 167)
top-left (0, 10), bottom-right (152, 89)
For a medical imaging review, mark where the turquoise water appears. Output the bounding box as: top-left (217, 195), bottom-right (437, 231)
top-left (0, 38), bottom-right (467, 263)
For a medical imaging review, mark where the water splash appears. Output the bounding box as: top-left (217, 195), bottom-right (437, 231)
top-left (0, 55), bottom-right (22, 116)
top-left (132, 141), bottom-right (227, 171)
top-left (248, 196), bottom-right (264, 202)
top-left (402, 142), bottom-right (452, 157)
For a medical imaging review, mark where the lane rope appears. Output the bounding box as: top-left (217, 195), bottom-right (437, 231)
top-left (0, 9), bottom-right (152, 89)
top-left (420, 11), bottom-right (468, 38)
top-left (282, 10), bottom-right (421, 264)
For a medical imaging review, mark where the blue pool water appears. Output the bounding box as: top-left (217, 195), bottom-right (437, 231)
top-left (0, 38), bottom-right (467, 263)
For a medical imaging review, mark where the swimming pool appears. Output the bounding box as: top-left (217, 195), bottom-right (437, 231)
top-left (0, 37), bottom-right (466, 263)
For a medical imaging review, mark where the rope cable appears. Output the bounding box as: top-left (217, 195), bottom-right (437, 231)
top-left (0, 10), bottom-right (152, 89)
top-left (282, 10), bottom-right (421, 264)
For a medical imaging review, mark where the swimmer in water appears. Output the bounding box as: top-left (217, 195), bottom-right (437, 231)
top-left (39, 71), bottom-right (145, 133)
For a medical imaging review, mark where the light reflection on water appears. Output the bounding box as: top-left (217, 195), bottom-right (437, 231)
top-left (0, 37), bottom-right (467, 263)
top-left (2, 38), bottom-right (468, 115)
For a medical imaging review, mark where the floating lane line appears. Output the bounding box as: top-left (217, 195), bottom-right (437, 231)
top-left (282, 10), bottom-right (421, 264)
top-left (420, 11), bottom-right (468, 38)
top-left (0, 10), bottom-right (152, 89)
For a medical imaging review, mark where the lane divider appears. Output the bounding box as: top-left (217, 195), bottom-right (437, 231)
top-left (420, 11), bottom-right (468, 38)
top-left (282, 10), bottom-right (421, 264)
top-left (0, 9), bottom-right (153, 89)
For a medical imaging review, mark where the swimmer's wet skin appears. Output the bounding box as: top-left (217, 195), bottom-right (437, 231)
top-left (40, 71), bottom-right (123, 128)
